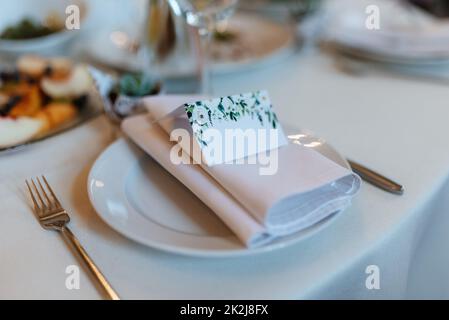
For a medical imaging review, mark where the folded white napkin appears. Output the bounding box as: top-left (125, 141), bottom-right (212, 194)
top-left (322, 0), bottom-right (449, 59)
top-left (121, 95), bottom-right (361, 247)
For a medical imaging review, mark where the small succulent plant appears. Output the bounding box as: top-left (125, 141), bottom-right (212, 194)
top-left (118, 73), bottom-right (158, 97)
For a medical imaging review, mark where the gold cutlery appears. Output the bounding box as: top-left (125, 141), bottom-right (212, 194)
top-left (348, 160), bottom-right (404, 195)
top-left (25, 176), bottom-right (120, 300)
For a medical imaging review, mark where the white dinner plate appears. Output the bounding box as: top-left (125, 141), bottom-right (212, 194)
top-left (87, 128), bottom-right (350, 258)
top-left (83, 13), bottom-right (296, 77)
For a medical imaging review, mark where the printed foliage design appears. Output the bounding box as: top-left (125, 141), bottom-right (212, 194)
top-left (185, 91), bottom-right (279, 146)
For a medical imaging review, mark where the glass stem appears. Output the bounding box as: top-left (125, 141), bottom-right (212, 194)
top-left (198, 28), bottom-right (212, 95)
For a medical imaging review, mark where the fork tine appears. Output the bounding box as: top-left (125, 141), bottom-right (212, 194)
top-left (41, 175), bottom-right (61, 207)
top-left (36, 176), bottom-right (52, 208)
top-left (25, 180), bottom-right (40, 212)
top-left (31, 178), bottom-right (47, 210)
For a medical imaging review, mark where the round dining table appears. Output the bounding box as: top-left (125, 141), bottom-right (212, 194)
top-left (2, 23), bottom-right (449, 299)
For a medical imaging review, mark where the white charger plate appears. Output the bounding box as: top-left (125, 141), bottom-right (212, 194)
top-left (87, 128), bottom-right (350, 258)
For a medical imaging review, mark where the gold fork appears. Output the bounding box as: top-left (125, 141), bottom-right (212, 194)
top-left (26, 176), bottom-right (120, 300)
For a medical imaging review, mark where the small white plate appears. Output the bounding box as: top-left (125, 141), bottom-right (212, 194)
top-left (87, 129), bottom-right (349, 258)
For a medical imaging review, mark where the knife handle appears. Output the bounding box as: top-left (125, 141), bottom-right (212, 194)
top-left (348, 160), bottom-right (404, 195)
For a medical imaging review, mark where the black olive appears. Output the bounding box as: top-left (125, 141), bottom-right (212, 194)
top-left (41, 94), bottom-right (51, 106)
top-left (0, 95), bottom-right (22, 116)
top-left (73, 94), bottom-right (88, 109)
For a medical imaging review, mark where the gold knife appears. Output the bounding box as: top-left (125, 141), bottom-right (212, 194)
top-left (348, 160), bottom-right (404, 195)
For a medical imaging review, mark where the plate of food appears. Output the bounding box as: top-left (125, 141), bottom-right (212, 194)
top-left (0, 54), bottom-right (101, 153)
top-left (0, 0), bottom-right (87, 57)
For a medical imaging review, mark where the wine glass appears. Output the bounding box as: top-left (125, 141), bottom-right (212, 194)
top-left (167, 0), bottom-right (239, 94)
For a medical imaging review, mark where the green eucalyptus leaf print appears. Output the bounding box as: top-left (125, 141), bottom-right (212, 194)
top-left (184, 90), bottom-right (280, 147)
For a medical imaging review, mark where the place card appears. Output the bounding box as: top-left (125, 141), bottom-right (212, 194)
top-left (183, 90), bottom-right (287, 165)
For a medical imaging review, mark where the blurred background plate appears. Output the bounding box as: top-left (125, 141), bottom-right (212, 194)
top-left (322, 0), bottom-right (449, 66)
top-left (82, 12), bottom-right (296, 77)
top-left (210, 12), bottom-right (297, 74)
top-left (0, 0), bottom-right (89, 59)
top-left (326, 40), bottom-right (449, 67)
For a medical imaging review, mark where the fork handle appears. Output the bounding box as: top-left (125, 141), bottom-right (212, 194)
top-left (61, 227), bottom-right (120, 300)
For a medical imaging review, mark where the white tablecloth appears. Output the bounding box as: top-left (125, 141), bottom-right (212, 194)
top-left (2, 49), bottom-right (449, 299)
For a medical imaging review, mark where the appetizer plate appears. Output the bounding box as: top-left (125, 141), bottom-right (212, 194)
top-left (0, 89), bottom-right (102, 154)
top-left (88, 127), bottom-right (350, 258)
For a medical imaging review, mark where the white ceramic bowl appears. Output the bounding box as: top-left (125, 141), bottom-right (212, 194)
top-left (0, 0), bottom-right (88, 58)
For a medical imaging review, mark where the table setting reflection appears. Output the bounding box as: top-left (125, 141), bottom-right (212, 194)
top-left (2, 0), bottom-right (449, 301)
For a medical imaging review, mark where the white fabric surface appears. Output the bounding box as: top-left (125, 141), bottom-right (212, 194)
top-left (121, 96), bottom-right (360, 247)
top-left (3, 32), bottom-right (449, 298)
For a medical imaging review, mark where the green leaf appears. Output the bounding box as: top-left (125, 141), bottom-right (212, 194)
top-left (119, 73), bottom-right (155, 97)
